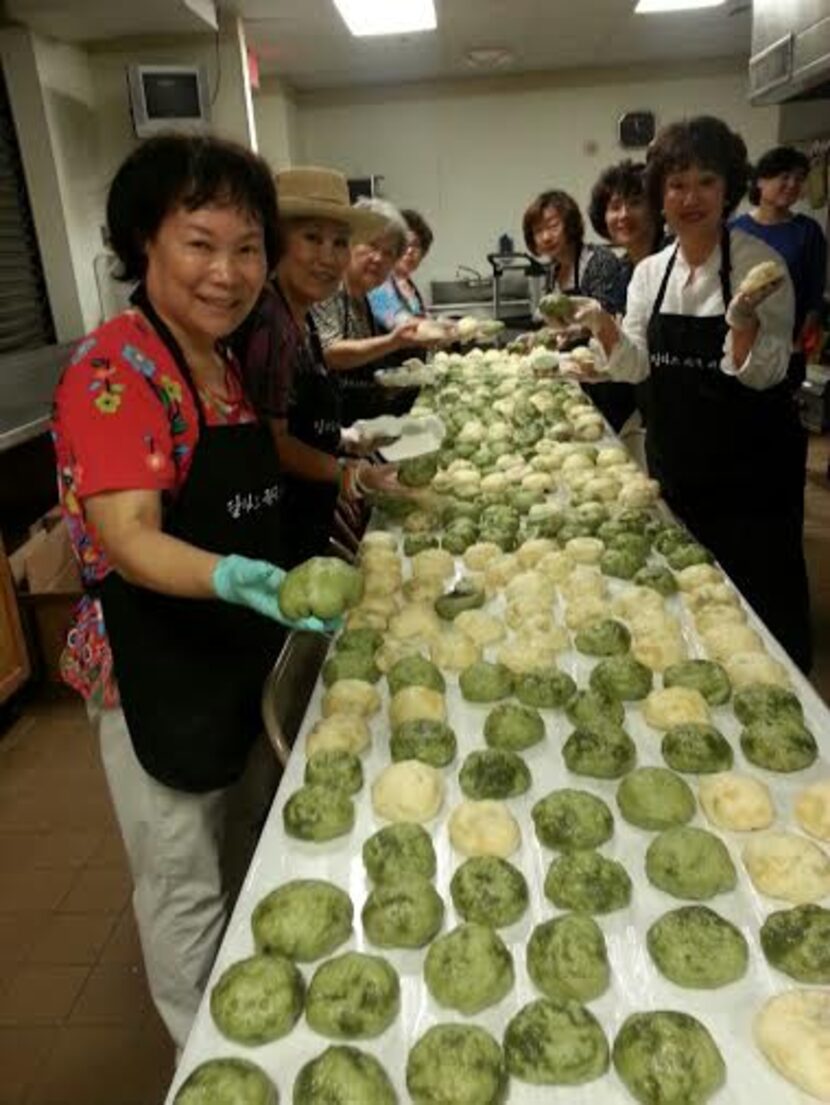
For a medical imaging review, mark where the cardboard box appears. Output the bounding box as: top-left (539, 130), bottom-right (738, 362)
top-left (13, 513), bottom-right (82, 683)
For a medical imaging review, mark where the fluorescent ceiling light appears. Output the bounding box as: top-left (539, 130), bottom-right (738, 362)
top-left (636, 0), bottom-right (724, 11)
top-left (332, 0), bottom-right (437, 37)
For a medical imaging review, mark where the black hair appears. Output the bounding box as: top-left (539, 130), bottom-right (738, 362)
top-left (107, 133), bottom-right (279, 281)
top-left (400, 208), bottom-right (434, 254)
top-left (588, 160), bottom-right (648, 239)
top-left (645, 116), bottom-right (750, 220)
top-left (748, 145), bottom-right (810, 204)
top-left (522, 189), bottom-right (584, 254)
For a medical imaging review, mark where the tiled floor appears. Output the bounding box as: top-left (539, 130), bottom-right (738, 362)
top-left (2, 435), bottom-right (830, 1105)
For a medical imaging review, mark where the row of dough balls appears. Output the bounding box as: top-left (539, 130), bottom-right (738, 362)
top-left (699, 774), bottom-right (830, 841)
top-left (677, 563), bottom-right (790, 689)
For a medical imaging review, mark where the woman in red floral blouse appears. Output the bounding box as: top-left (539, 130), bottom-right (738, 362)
top-left (52, 134), bottom-right (325, 1049)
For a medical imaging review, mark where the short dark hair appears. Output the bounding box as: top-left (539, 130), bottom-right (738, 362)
top-left (522, 190), bottom-right (584, 254)
top-left (748, 145), bottom-right (810, 204)
top-left (107, 133), bottom-right (279, 282)
top-left (645, 116), bottom-right (750, 220)
top-left (401, 208), bottom-right (434, 254)
top-left (588, 160), bottom-right (647, 239)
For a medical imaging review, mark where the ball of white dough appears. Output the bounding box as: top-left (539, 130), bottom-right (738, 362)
top-left (643, 686), bottom-right (710, 730)
top-left (372, 760), bottom-right (445, 823)
top-left (743, 832), bottom-right (830, 904)
top-left (795, 780), bottom-right (830, 842)
top-left (389, 686), bottom-right (446, 728)
top-left (322, 680), bottom-right (382, 719)
top-left (448, 800), bottom-right (521, 858)
top-left (699, 773), bottom-right (775, 832)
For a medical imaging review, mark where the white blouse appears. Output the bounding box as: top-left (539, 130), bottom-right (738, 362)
top-left (607, 228), bottom-right (795, 391)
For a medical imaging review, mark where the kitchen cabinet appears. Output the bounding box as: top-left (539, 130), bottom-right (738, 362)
top-left (0, 533), bottom-right (30, 703)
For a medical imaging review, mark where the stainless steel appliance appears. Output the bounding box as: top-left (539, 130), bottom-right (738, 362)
top-left (750, 0), bottom-right (830, 104)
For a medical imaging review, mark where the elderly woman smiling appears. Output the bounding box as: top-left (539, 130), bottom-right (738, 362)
top-left (311, 197), bottom-right (425, 424)
top-left (52, 134), bottom-right (325, 1049)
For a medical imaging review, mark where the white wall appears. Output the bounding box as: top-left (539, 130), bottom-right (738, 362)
top-left (254, 75), bottom-right (299, 170)
top-left (292, 60), bottom-right (781, 298)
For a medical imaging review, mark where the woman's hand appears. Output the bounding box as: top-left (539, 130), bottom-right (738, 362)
top-left (213, 555), bottom-right (337, 631)
top-left (726, 276), bottom-right (784, 331)
top-left (355, 461), bottom-right (402, 496)
top-left (570, 298), bottom-right (621, 358)
top-left (391, 319), bottom-right (423, 349)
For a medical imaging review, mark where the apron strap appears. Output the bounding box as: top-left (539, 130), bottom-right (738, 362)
top-left (129, 285), bottom-right (207, 430)
top-left (718, 227), bottom-right (732, 307)
top-left (651, 245), bottom-right (679, 320)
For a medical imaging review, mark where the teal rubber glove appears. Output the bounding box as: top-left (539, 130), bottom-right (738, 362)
top-left (212, 555), bottom-right (339, 632)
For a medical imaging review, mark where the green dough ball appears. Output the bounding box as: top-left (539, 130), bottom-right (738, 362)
top-left (544, 850), bottom-right (632, 914)
top-left (526, 913), bottom-right (610, 1002)
top-left (563, 724), bottom-right (637, 779)
top-left (662, 723), bottom-right (733, 774)
top-left (459, 661), bottom-right (514, 703)
top-left (589, 656), bottom-right (653, 701)
top-left (646, 827), bottom-right (737, 900)
top-left (335, 628), bottom-right (382, 655)
top-left (304, 750), bottom-right (363, 795)
top-left (424, 922), bottom-right (514, 1014)
top-left (441, 524), bottom-right (478, 555)
top-left (633, 564), bottom-right (678, 596)
top-left (663, 660), bottom-right (731, 706)
top-left (532, 788), bottom-right (614, 851)
top-left (600, 547), bottom-right (646, 580)
top-left (504, 998), bottom-right (609, 1085)
top-left (458, 748), bottom-right (532, 800)
top-left (362, 823), bottom-right (436, 884)
top-left (617, 507), bottom-right (659, 533)
top-left (732, 683), bottom-right (803, 726)
top-left (210, 954), bottom-right (304, 1045)
top-left (612, 1010), bottom-right (726, 1105)
top-left (362, 876), bottom-right (444, 948)
top-left (306, 952), bottom-right (399, 1039)
top-left (407, 1024), bottom-right (505, 1105)
top-left (390, 719), bottom-right (457, 767)
top-left (293, 1045), bottom-right (396, 1105)
top-left (609, 531), bottom-right (651, 558)
top-left (666, 542), bottom-right (713, 570)
top-left (760, 903), bottom-right (830, 983)
top-left (435, 580), bottom-right (485, 620)
top-left (740, 715), bottom-right (818, 772)
top-left (647, 905), bottom-right (748, 988)
top-left (515, 668), bottom-right (577, 709)
top-left (283, 785), bottom-right (354, 842)
top-left (654, 525), bottom-right (693, 556)
top-left (280, 557), bottom-right (363, 621)
top-left (450, 856), bottom-right (529, 927)
top-left (399, 452), bottom-right (439, 487)
top-left (252, 880), bottom-right (352, 962)
top-left (387, 655), bottom-right (445, 696)
top-left (174, 1059), bottom-right (277, 1105)
top-left (566, 689), bottom-right (625, 729)
top-left (484, 701), bottom-right (545, 751)
top-left (574, 618), bottom-right (631, 657)
top-left (616, 767), bottom-right (696, 831)
top-left (322, 652), bottom-right (380, 686)
top-left (404, 533), bottom-right (439, 556)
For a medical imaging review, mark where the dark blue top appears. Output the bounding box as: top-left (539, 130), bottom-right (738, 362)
top-left (730, 212), bottom-right (827, 336)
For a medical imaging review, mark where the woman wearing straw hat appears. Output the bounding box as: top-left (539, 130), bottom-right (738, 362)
top-left (238, 166), bottom-right (404, 564)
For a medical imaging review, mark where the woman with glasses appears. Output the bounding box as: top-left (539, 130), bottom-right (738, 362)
top-left (368, 207), bottom-right (433, 328)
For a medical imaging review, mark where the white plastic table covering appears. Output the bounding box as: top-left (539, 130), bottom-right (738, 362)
top-left (165, 443), bottom-right (829, 1105)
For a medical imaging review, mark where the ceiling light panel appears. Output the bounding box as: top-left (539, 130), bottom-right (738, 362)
top-left (332, 0), bottom-right (437, 37)
top-left (636, 0), bottom-right (724, 11)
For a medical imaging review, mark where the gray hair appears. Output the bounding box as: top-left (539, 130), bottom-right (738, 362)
top-left (354, 196), bottom-right (408, 257)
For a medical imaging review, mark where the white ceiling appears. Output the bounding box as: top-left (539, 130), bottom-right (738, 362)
top-left (1, 0), bottom-right (753, 91)
top-left (240, 0), bottom-right (753, 91)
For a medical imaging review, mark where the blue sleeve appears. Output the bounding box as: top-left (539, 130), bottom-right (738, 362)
top-left (368, 280), bottom-right (404, 333)
top-left (802, 217), bottom-right (828, 315)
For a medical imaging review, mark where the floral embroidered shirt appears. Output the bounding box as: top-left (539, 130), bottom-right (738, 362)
top-left (52, 307), bottom-right (256, 707)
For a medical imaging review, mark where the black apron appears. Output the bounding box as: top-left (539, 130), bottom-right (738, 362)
top-left (334, 290), bottom-right (391, 425)
top-left (556, 245), bottom-right (636, 433)
top-left (280, 285), bottom-right (342, 567)
top-left (645, 231), bottom-right (811, 671)
top-left (98, 290), bottom-right (286, 793)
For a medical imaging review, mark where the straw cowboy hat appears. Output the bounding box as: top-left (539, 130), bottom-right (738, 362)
top-left (276, 166), bottom-right (388, 243)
